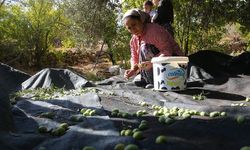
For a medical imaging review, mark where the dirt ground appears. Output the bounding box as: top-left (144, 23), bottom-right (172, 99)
top-left (69, 61), bottom-right (114, 80)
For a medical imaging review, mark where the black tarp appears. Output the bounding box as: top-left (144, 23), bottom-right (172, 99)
top-left (0, 63), bottom-right (30, 132)
top-left (0, 50), bottom-right (250, 150)
top-left (22, 68), bottom-right (94, 90)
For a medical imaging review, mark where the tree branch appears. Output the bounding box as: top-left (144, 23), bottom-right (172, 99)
top-left (0, 0), bottom-right (6, 8)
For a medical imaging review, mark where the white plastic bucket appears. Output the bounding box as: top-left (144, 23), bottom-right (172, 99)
top-left (151, 56), bottom-right (189, 91)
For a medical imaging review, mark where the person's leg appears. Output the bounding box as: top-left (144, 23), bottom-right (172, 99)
top-left (141, 69), bottom-right (154, 89)
top-left (133, 74), bottom-right (147, 87)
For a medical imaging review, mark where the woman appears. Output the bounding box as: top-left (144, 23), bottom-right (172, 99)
top-left (123, 9), bottom-right (183, 88)
top-left (152, 0), bottom-right (174, 37)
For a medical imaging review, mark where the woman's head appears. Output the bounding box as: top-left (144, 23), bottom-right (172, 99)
top-left (122, 9), bottom-right (149, 36)
top-left (143, 0), bottom-right (153, 13)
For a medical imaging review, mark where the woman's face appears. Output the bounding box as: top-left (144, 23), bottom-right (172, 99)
top-left (124, 17), bottom-right (144, 36)
top-left (143, 5), bottom-right (152, 13)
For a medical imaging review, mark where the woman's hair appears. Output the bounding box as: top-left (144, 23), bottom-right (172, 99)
top-left (144, 0), bottom-right (153, 6)
top-left (122, 9), bottom-right (150, 24)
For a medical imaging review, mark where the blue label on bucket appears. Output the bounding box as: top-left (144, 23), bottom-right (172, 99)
top-left (166, 68), bottom-right (185, 80)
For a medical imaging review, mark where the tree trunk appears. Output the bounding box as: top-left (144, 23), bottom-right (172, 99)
top-left (92, 40), bottom-right (105, 71)
top-left (107, 50), bottom-right (116, 65)
top-left (184, 0), bottom-right (194, 55)
top-left (0, 0), bottom-right (5, 8)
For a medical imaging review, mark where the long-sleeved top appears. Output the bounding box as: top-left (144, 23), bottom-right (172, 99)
top-left (129, 23), bottom-right (183, 67)
top-left (152, 0), bottom-right (174, 25)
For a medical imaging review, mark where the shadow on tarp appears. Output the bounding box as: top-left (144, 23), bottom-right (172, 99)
top-left (0, 63), bottom-right (30, 132)
top-left (6, 98), bottom-right (137, 150)
top-left (0, 98), bottom-right (15, 132)
top-left (203, 76), bottom-right (240, 85)
top-left (1, 117), bottom-right (135, 150)
top-left (188, 50), bottom-right (250, 86)
top-left (189, 50), bottom-right (250, 77)
top-left (33, 130), bottom-right (135, 150)
top-left (109, 114), bottom-right (250, 150)
top-left (5, 96), bottom-right (250, 150)
top-left (176, 88), bottom-right (246, 101)
top-left (13, 98), bottom-right (106, 125)
top-left (187, 76), bottom-right (236, 87)
top-left (0, 105), bottom-right (47, 150)
top-left (0, 132), bottom-right (47, 150)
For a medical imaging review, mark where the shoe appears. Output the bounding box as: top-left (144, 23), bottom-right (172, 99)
top-left (145, 84), bottom-right (154, 89)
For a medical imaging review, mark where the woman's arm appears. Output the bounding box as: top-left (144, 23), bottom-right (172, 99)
top-left (130, 38), bottom-right (139, 69)
top-left (124, 38), bottom-right (140, 79)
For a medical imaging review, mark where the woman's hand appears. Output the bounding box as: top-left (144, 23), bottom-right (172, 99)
top-left (158, 54), bottom-right (166, 57)
top-left (124, 69), bottom-right (136, 79)
top-left (124, 64), bottom-right (139, 79)
top-left (139, 61), bottom-right (153, 71)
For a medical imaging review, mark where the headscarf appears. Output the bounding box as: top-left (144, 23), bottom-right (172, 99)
top-left (122, 9), bottom-right (150, 24)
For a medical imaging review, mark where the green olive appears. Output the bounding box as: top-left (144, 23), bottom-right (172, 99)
top-left (182, 113), bottom-right (191, 119)
top-left (40, 112), bottom-right (54, 119)
top-left (117, 112), bottom-right (123, 117)
top-left (124, 144), bottom-right (139, 150)
top-left (120, 130), bottom-right (126, 136)
top-left (89, 110), bottom-right (96, 116)
top-left (220, 112), bottom-right (226, 117)
top-left (38, 126), bottom-right (47, 133)
top-left (82, 146), bottom-right (95, 150)
top-left (171, 107), bottom-right (178, 111)
top-left (236, 115), bottom-right (245, 124)
top-left (169, 111), bottom-right (178, 116)
top-left (136, 111), bottom-right (143, 117)
top-left (140, 102), bottom-right (147, 107)
top-left (138, 123), bottom-right (148, 130)
top-left (199, 112), bottom-right (206, 116)
top-left (158, 116), bottom-right (165, 123)
top-left (114, 143), bottom-right (125, 150)
top-left (59, 123), bottom-right (69, 130)
top-left (192, 96), bottom-right (197, 100)
top-left (112, 108), bottom-right (119, 113)
top-left (165, 117), bottom-right (174, 125)
top-left (140, 120), bottom-right (148, 125)
top-left (133, 131), bottom-right (143, 140)
top-left (80, 108), bottom-right (87, 114)
top-left (132, 128), bottom-right (140, 133)
top-left (122, 113), bottom-right (129, 118)
top-left (83, 111), bottom-right (89, 116)
top-left (141, 110), bottom-right (147, 114)
top-left (153, 111), bottom-right (160, 116)
top-left (155, 135), bottom-right (167, 144)
top-left (240, 146), bottom-right (250, 150)
top-left (111, 112), bottom-right (117, 117)
top-left (85, 109), bottom-right (92, 113)
top-left (209, 111), bottom-right (220, 118)
top-left (124, 129), bottom-right (133, 136)
top-left (51, 127), bottom-right (66, 136)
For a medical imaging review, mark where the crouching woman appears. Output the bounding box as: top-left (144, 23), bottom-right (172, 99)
top-left (123, 9), bottom-right (183, 88)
